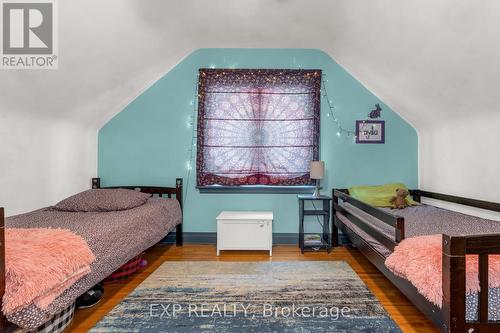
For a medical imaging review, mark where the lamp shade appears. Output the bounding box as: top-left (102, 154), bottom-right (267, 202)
top-left (310, 161), bottom-right (324, 180)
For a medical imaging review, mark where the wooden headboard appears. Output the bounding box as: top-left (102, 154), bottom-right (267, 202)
top-left (92, 178), bottom-right (183, 208)
top-left (92, 177), bottom-right (184, 246)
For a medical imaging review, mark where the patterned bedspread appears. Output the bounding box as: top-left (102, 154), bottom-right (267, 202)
top-left (5, 197), bottom-right (181, 329)
top-left (336, 203), bottom-right (500, 321)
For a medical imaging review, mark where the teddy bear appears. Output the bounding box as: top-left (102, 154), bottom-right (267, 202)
top-left (390, 188), bottom-right (410, 209)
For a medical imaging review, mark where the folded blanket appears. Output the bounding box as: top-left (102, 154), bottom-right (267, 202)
top-left (2, 228), bottom-right (96, 314)
top-left (385, 234), bottom-right (500, 307)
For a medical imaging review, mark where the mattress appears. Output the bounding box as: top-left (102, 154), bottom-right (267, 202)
top-left (5, 197), bottom-right (182, 329)
top-left (336, 203), bottom-right (500, 321)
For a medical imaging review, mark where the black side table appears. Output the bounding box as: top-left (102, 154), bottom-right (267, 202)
top-left (298, 195), bottom-right (332, 253)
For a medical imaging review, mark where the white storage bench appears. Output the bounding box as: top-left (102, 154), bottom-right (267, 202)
top-left (216, 211), bottom-right (273, 256)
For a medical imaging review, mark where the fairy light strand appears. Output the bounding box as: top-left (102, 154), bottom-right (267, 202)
top-left (184, 70), bottom-right (357, 202)
top-left (321, 74), bottom-right (356, 137)
top-left (184, 74), bottom-right (199, 203)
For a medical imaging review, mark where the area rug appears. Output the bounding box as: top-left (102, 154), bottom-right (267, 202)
top-left (91, 261), bottom-right (401, 332)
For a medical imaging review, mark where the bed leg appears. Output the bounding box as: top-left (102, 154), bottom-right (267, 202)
top-left (176, 224), bottom-right (183, 246)
top-left (175, 178), bottom-right (183, 247)
top-left (0, 313), bottom-right (5, 333)
top-left (92, 178), bottom-right (101, 189)
top-left (411, 189), bottom-right (421, 203)
top-left (442, 235), bottom-right (466, 333)
top-left (332, 191), bottom-right (339, 247)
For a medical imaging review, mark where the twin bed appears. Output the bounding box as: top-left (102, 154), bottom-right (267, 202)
top-left (0, 178), bottom-right (183, 332)
top-left (333, 188), bottom-right (500, 333)
top-left (3, 178), bottom-right (498, 332)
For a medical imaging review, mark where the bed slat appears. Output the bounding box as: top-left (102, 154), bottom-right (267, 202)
top-left (335, 203), bottom-right (398, 251)
top-left (479, 254), bottom-right (489, 322)
top-left (333, 190), bottom-right (402, 228)
top-left (442, 235), bottom-right (467, 333)
top-left (333, 189), bottom-right (405, 246)
top-left (465, 235), bottom-right (500, 254)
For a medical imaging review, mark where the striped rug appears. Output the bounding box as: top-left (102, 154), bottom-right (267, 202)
top-left (91, 261), bottom-right (400, 332)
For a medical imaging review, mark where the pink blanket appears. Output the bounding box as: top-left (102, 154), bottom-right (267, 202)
top-left (2, 228), bottom-right (96, 314)
top-left (385, 234), bottom-right (500, 307)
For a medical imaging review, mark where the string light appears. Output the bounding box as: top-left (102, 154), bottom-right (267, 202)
top-left (321, 74), bottom-right (356, 137)
top-left (184, 73), bottom-right (200, 202)
top-left (184, 70), bottom-right (357, 201)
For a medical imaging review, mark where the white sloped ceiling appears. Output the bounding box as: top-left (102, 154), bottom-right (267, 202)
top-left (1, 0), bottom-right (499, 214)
top-left (2, 0), bottom-right (499, 127)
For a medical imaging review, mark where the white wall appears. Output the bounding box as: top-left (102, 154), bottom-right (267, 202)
top-left (1, 0), bottom-right (500, 217)
top-left (420, 113), bottom-right (500, 220)
top-left (0, 111), bottom-right (96, 216)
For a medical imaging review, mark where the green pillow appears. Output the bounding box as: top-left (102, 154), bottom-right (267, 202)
top-left (348, 183), bottom-right (418, 208)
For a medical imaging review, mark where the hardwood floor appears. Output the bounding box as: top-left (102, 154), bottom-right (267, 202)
top-left (67, 244), bottom-right (440, 333)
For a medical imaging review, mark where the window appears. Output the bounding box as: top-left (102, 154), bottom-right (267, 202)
top-left (196, 69), bottom-right (321, 192)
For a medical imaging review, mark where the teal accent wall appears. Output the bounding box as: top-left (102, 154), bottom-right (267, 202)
top-left (98, 49), bottom-right (418, 233)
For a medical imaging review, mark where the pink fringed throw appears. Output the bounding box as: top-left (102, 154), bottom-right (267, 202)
top-left (2, 228), bottom-right (96, 314)
top-left (385, 234), bottom-right (500, 307)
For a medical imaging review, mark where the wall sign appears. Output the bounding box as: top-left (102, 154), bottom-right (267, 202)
top-left (355, 120), bottom-right (385, 144)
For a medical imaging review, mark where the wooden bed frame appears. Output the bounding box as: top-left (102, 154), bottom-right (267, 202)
top-left (332, 188), bottom-right (500, 333)
top-left (91, 177), bottom-right (184, 246)
top-left (0, 178), bottom-right (183, 332)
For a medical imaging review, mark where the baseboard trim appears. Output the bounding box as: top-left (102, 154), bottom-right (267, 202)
top-left (339, 232), bottom-right (351, 245)
top-left (273, 233), bottom-right (299, 245)
top-left (160, 232), bottom-right (300, 245)
top-left (161, 232), bottom-right (348, 245)
top-left (161, 232), bottom-right (217, 244)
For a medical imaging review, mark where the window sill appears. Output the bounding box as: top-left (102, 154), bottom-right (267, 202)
top-left (197, 185), bottom-right (316, 194)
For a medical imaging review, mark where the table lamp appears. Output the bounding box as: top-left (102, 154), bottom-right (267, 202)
top-left (310, 161), bottom-right (324, 197)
